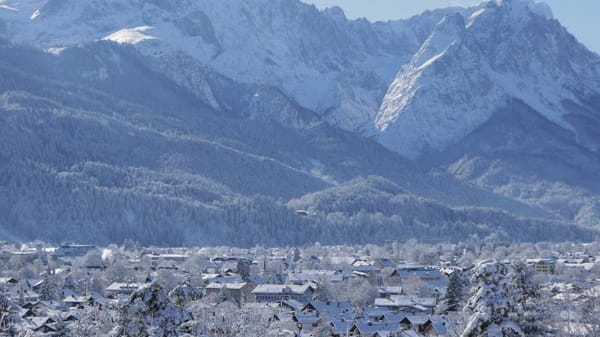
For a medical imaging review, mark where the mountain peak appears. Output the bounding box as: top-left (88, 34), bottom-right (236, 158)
top-left (322, 6), bottom-right (348, 23)
top-left (493, 0), bottom-right (554, 19)
top-left (375, 0), bottom-right (599, 159)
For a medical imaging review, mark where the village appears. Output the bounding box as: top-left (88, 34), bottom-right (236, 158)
top-left (0, 240), bottom-right (598, 337)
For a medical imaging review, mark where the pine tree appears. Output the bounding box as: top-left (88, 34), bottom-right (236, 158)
top-left (237, 259), bottom-right (251, 282)
top-left (462, 261), bottom-right (524, 337)
top-left (445, 270), bottom-right (463, 312)
top-left (293, 248), bottom-right (301, 262)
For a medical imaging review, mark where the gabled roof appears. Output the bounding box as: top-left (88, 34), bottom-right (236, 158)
top-left (271, 311), bottom-right (294, 322)
top-left (280, 299), bottom-right (304, 311)
top-left (350, 321), bottom-right (401, 335)
top-left (24, 316), bottom-right (54, 330)
top-left (401, 315), bottom-right (431, 326)
top-left (302, 300), bottom-right (354, 315)
top-left (0, 277), bottom-right (17, 284)
top-left (20, 289), bottom-right (40, 300)
top-left (27, 278), bottom-right (44, 289)
top-left (293, 313), bottom-right (320, 325)
top-left (380, 313), bottom-right (407, 324)
top-left (363, 307), bottom-right (394, 318)
top-left (431, 315), bottom-right (448, 334)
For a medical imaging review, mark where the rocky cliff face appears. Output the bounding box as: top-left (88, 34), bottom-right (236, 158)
top-left (376, 0), bottom-right (600, 158)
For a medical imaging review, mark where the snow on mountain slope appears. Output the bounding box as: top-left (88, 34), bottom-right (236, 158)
top-left (375, 0), bottom-right (600, 159)
top-left (103, 26), bottom-right (156, 45)
top-left (2, 0), bottom-right (600, 240)
top-left (0, 0), bottom-right (419, 133)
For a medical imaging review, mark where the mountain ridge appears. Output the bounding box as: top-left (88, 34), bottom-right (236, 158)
top-left (0, 0), bottom-right (599, 244)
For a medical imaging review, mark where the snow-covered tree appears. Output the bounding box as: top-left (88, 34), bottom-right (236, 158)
top-left (237, 259), bottom-right (251, 282)
top-left (508, 261), bottom-right (551, 336)
top-left (0, 292), bottom-right (17, 334)
top-left (579, 287), bottom-right (600, 337)
top-left (462, 260), bottom-right (524, 337)
top-left (444, 270), bottom-right (464, 312)
top-left (112, 282), bottom-right (192, 337)
top-left (168, 283), bottom-right (202, 306)
top-left (402, 274), bottom-right (432, 297)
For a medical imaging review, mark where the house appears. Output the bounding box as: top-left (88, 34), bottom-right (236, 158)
top-left (23, 301), bottom-right (62, 318)
top-left (352, 261), bottom-right (382, 282)
top-left (105, 282), bottom-right (146, 297)
top-left (376, 313), bottom-right (407, 324)
top-left (293, 313), bottom-right (321, 332)
top-left (62, 295), bottom-right (94, 308)
top-left (205, 274), bottom-right (244, 284)
top-left (269, 311), bottom-right (294, 323)
top-left (249, 272), bottom-right (284, 285)
top-left (426, 316), bottom-right (449, 336)
top-left (526, 258), bottom-right (556, 274)
top-left (400, 315), bottom-right (432, 332)
top-left (26, 279), bottom-right (44, 292)
top-left (24, 316), bottom-right (56, 333)
top-left (363, 307), bottom-right (394, 320)
top-left (145, 253), bottom-right (188, 270)
top-left (204, 282), bottom-right (251, 303)
top-left (62, 312), bottom-right (81, 323)
top-left (287, 270), bottom-right (344, 284)
top-left (329, 317), bottom-right (352, 336)
top-left (0, 277), bottom-right (18, 286)
top-left (280, 299), bottom-right (305, 311)
top-left (252, 284), bottom-right (315, 303)
top-left (348, 321), bottom-right (402, 336)
top-left (395, 265), bottom-right (447, 288)
top-left (54, 244), bottom-right (96, 257)
top-left (302, 300), bottom-right (354, 318)
top-left (374, 295), bottom-right (436, 314)
top-left (377, 286), bottom-right (403, 298)
top-left (17, 290), bottom-right (40, 303)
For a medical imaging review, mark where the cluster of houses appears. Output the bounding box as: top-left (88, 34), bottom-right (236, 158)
top-left (0, 242), bottom-right (457, 336)
top-left (268, 298), bottom-right (447, 337)
top-left (526, 251), bottom-right (598, 276)
top-left (1, 241), bottom-right (598, 336)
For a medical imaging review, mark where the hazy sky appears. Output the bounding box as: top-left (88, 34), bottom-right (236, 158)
top-left (302, 0), bottom-right (600, 54)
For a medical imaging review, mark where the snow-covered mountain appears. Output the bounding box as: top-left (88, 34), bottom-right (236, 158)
top-left (376, 0), bottom-right (600, 158)
top-left (1, 0), bottom-right (600, 244)
top-left (0, 0), bottom-right (415, 132)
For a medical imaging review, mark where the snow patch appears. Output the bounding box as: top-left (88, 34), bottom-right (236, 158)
top-left (103, 26), bottom-right (156, 45)
top-left (30, 9), bottom-right (39, 19)
top-left (0, 4), bottom-right (17, 12)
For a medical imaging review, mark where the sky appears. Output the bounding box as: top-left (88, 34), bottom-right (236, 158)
top-left (302, 0), bottom-right (600, 54)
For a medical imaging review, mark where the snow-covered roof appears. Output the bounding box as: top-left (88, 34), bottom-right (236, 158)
top-left (293, 313), bottom-right (320, 325)
top-left (105, 282), bottom-right (147, 292)
top-left (526, 258), bottom-right (556, 264)
top-left (280, 299), bottom-right (304, 311)
top-left (374, 295), bottom-right (436, 309)
top-left (303, 300), bottom-right (354, 314)
top-left (252, 284), bottom-right (313, 295)
top-left (205, 282), bottom-right (247, 290)
top-left (378, 286), bottom-right (403, 295)
top-left (0, 277), bottom-right (17, 284)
